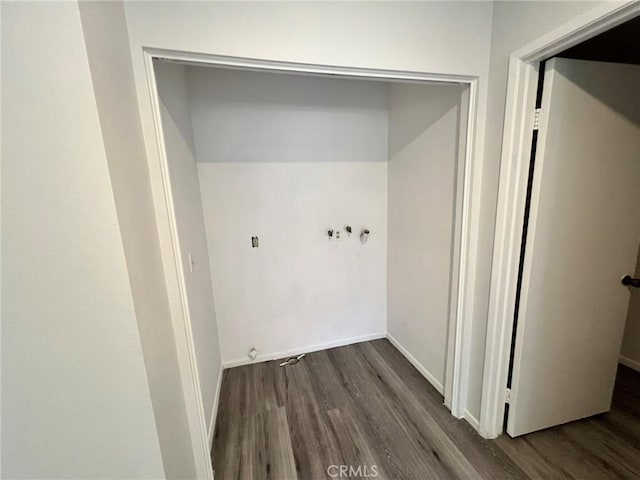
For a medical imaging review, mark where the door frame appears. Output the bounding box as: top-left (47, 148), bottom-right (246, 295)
top-left (481, 0), bottom-right (640, 439)
top-left (143, 49), bottom-right (482, 477)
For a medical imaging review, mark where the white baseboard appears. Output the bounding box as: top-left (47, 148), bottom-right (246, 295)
top-left (208, 364), bottom-right (224, 447)
top-left (463, 409), bottom-right (480, 431)
top-left (221, 332), bottom-right (387, 369)
top-left (386, 333), bottom-right (444, 395)
top-left (619, 355), bottom-right (640, 373)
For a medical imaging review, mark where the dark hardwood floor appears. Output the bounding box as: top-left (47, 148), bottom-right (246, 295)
top-left (211, 339), bottom-right (640, 479)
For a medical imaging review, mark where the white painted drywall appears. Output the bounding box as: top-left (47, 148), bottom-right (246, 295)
top-left (387, 83), bottom-right (463, 392)
top-left (154, 61), bottom-right (222, 432)
top-left (189, 67), bottom-right (389, 364)
top-left (189, 67), bottom-right (389, 363)
top-left (470, 0), bottom-right (606, 420)
top-left (123, 0), bottom-right (493, 419)
top-left (188, 67), bottom-right (389, 164)
top-left (198, 162), bottom-right (387, 364)
top-left (1, 2), bottom-right (164, 478)
top-left (78, 3), bottom-right (197, 478)
top-left (190, 67), bottom-right (388, 364)
top-left (622, 243), bottom-right (640, 372)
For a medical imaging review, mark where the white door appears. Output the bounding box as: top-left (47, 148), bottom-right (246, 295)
top-left (508, 58), bottom-right (640, 437)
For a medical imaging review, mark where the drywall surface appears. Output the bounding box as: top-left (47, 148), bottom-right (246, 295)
top-left (198, 162), bottom-right (387, 363)
top-left (387, 83), bottom-right (463, 391)
top-left (1, 2), bottom-right (164, 478)
top-left (124, 2), bottom-right (493, 78)
top-left (622, 243), bottom-right (640, 372)
top-left (124, 0), bottom-right (492, 419)
top-left (155, 61), bottom-right (222, 431)
top-left (189, 67), bottom-right (388, 363)
top-left (188, 67), bottom-right (389, 163)
top-left (78, 3), bottom-right (196, 478)
top-left (469, 0), bottom-right (605, 420)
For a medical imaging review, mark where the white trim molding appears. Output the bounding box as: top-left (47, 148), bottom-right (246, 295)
top-left (451, 76), bottom-right (480, 421)
top-left (464, 409), bottom-right (481, 431)
top-left (143, 52), bottom-right (214, 479)
top-left (620, 356), bottom-right (640, 373)
top-left (481, 1), bottom-right (640, 440)
top-left (208, 365), bottom-right (224, 448)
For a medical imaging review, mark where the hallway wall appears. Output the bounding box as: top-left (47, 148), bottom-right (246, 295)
top-left (78, 3), bottom-right (196, 478)
top-left (1, 3), bottom-right (164, 478)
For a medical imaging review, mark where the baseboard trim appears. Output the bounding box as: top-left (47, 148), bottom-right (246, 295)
top-left (386, 333), bottom-right (444, 395)
top-left (208, 364), bottom-right (224, 448)
top-left (222, 332), bottom-right (387, 369)
top-left (463, 409), bottom-right (480, 430)
top-left (619, 355), bottom-right (640, 373)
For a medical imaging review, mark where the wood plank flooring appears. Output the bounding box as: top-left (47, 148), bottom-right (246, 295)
top-left (211, 339), bottom-right (640, 479)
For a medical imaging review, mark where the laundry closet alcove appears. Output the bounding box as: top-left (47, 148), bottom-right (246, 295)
top-left (151, 56), bottom-right (471, 441)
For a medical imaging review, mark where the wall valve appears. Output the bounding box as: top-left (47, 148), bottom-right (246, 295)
top-left (360, 228), bottom-right (370, 244)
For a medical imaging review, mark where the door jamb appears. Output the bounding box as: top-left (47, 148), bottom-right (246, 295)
top-left (480, 0), bottom-right (640, 439)
top-left (143, 49), bottom-right (482, 477)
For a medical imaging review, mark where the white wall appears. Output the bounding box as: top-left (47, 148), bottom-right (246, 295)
top-left (199, 162), bottom-right (387, 364)
top-left (191, 69), bottom-right (388, 364)
top-left (1, 3), bottom-right (164, 478)
top-left (387, 83), bottom-right (464, 393)
top-left (123, 0), bottom-right (493, 419)
top-left (77, 3), bottom-right (197, 478)
top-left (154, 62), bottom-right (223, 434)
top-left (188, 67), bottom-right (389, 164)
